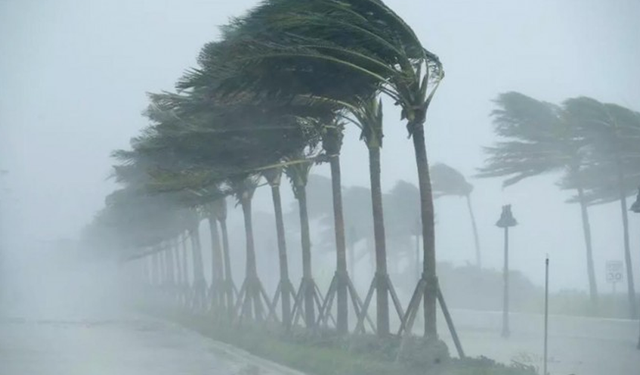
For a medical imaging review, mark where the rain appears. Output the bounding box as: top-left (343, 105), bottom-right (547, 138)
top-left (1, 1), bottom-right (639, 374)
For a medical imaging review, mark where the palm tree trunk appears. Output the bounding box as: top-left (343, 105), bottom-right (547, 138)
top-left (159, 247), bottom-right (167, 287)
top-left (415, 233), bottom-right (420, 281)
top-left (368, 146), bottom-right (389, 336)
top-left (151, 252), bottom-right (159, 286)
top-left (411, 123), bottom-right (438, 338)
top-left (241, 196), bottom-right (258, 278)
top-left (637, 320), bottom-right (640, 350)
top-left (465, 194), bottom-right (482, 268)
top-left (616, 161), bottom-right (638, 319)
top-left (144, 253), bottom-right (151, 285)
top-left (208, 214), bottom-right (224, 308)
top-left (190, 226), bottom-right (206, 308)
top-left (297, 186), bottom-right (316, 327)
top-left (166, 241), bottom-right (176, 287)
top-left (181, 232), bottom-right (189, 287)
top-left (174, 237), bottom-right (183, 288)
top-left (218, 217), bottom-right (234, 314)
top-left (190, 227), bottom-right (206, 284)
top-left (329, 154), bottom-right (349, 333)
top-left (240, 194), bottom-right (262, 320)
top-left (576, 186), bottom-right (598, 306)
top-left (270, 183), bottom-right (291, 327)
top-left (619, 193), bottom-right (637, 318)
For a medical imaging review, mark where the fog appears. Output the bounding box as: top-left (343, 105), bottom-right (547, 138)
top-left (1, 1), bottom-right (640, 374)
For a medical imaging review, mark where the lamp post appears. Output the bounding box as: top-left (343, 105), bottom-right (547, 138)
top-left (0, 170), bottom-right (8, 307)
top-left (496, 204), bottom-right (517, 338)
top-left (629, 188), bottom-right (640, 350)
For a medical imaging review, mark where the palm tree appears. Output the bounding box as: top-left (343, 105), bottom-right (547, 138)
top-left (319, 121), bottom-right (353, 333)
top-left (139, 91), bottom-right (328, 322)
top-left (205, 201), bottom-right (225, 312)
top-left (384, 180), bottom-right (421, 279)
top-left (431, 163), bottom-right (481, 268)
top-left (210, 196), bottom-right (235, 316)
top-left (563, 97), bottom-right (640, 318)
top-left (284, 151), bottom-right (324, 328)
top-left (303, 172), bottom-right (375, 333)
top-left (230, 174), bottom-right (274, 322)
top-left (185, 210), bottom-right (207, 310)
top-left (477, 92), bottom-right (599, 306)
top-left (179, 0), bottom-right (445, 337)
top-left (342, 96), bottom-right (400, 337)
top-left (262, 166), bottom-right (295, 328)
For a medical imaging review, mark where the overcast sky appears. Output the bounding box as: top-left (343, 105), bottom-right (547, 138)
top-left (1, 0), bottom-right (639, 291)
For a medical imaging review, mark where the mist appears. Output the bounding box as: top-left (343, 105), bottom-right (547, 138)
top-left (1, 1), bottom-right (639, 374)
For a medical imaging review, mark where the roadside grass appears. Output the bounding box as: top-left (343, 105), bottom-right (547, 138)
top-left (142, 303), bottom-right (537, 375)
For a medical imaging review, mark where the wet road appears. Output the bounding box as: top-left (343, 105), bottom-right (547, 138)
top-left (436, 309), bottom-right (640, 375)
top-left (0, 254), bottom-right (297, 375)
top-left (0, 312), bottom-right (291, 375)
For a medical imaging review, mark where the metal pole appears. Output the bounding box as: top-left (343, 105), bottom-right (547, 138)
top-left (637, 314), bottom-right (640, 350)
top-left (544, 256), bottom-right (549, 375)
top-left (613, 282), bottom-right (617, 316)
top-left (502, 227), bottom-right (510, 338)
top-left (415, 234), bottom-right (420, 281)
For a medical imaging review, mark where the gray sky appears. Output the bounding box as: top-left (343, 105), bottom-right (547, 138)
top-left (1, 0), bottom-right (639, 290)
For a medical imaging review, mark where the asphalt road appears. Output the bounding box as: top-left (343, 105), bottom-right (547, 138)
top-left (436, 309), bottom-right (640, 375)
top-left (0, 311), bottom-right (295, 375)
top-left (2, 304), bottom-right (638, 375)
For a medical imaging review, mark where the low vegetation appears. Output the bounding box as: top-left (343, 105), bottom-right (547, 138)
top-left (142, 304), bottom-right (537, 375)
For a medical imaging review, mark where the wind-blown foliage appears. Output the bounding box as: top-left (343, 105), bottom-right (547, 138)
top-left (431, 163), bottom-right (481, 268)
top-left (479, 92), bottom-right (640, 312)
top-left (478, 92), bottom-right (597, 303)
top-left (84, 0), bottom-right (453, 342)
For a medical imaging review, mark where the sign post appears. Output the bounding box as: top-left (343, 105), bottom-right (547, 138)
top-left (606, 260), bottom-right (624, 314)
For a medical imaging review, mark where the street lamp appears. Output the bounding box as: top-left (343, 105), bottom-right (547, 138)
top-left (629, 188), bottom-right (640, 350)
top-left (496, 204), bottom-right (517, 338)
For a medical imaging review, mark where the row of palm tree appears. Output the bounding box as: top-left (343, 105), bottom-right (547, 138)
top-left (478, 92), bottom-right (640, 317)
top-left (82, 0), bottom-right (452, 340)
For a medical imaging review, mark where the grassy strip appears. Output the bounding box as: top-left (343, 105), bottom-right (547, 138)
top-left (146, 305), bottom-right (537, 375)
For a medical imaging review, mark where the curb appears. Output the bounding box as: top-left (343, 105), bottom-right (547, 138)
top-left (142, 312), bottom-right (307, 375)
top-left (203, 337), bottom-right (308, 375)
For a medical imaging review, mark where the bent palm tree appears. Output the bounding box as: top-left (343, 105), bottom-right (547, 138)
top-left (343, 96), bottom-right (401, 337)
top-left (563, 97), bottom-right (640, 318)
top-left (478, 92), bottom-right (599, 306)
top-left (431, 163), bottom-right (481, 268)
top-left (262, 166), bottom-right (295, 328)
top-left (230, 175), bottom-right (274, 322)
top-left (284, 152), bottom-right (323, 328)
top-left (179, 0), bottom-right (446, 337)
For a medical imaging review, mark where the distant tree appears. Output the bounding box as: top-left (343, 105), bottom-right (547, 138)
top-left (384, 180), bottom-right (421, 277)
top-left (477, 92), bottom-right (599, 305)
top-left (562, 97), bottom-right (640, 318)
top-left (431, 163), bottom-right (481, 268)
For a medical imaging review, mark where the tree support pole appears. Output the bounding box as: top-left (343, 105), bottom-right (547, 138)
top-left (397, 278), bottom-right (464, 354)
top-left (354, 273), bottom-right (402, 335)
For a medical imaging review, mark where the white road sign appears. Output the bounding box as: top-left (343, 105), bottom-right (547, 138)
top-left (606, 261), bottom-right (624, 284)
